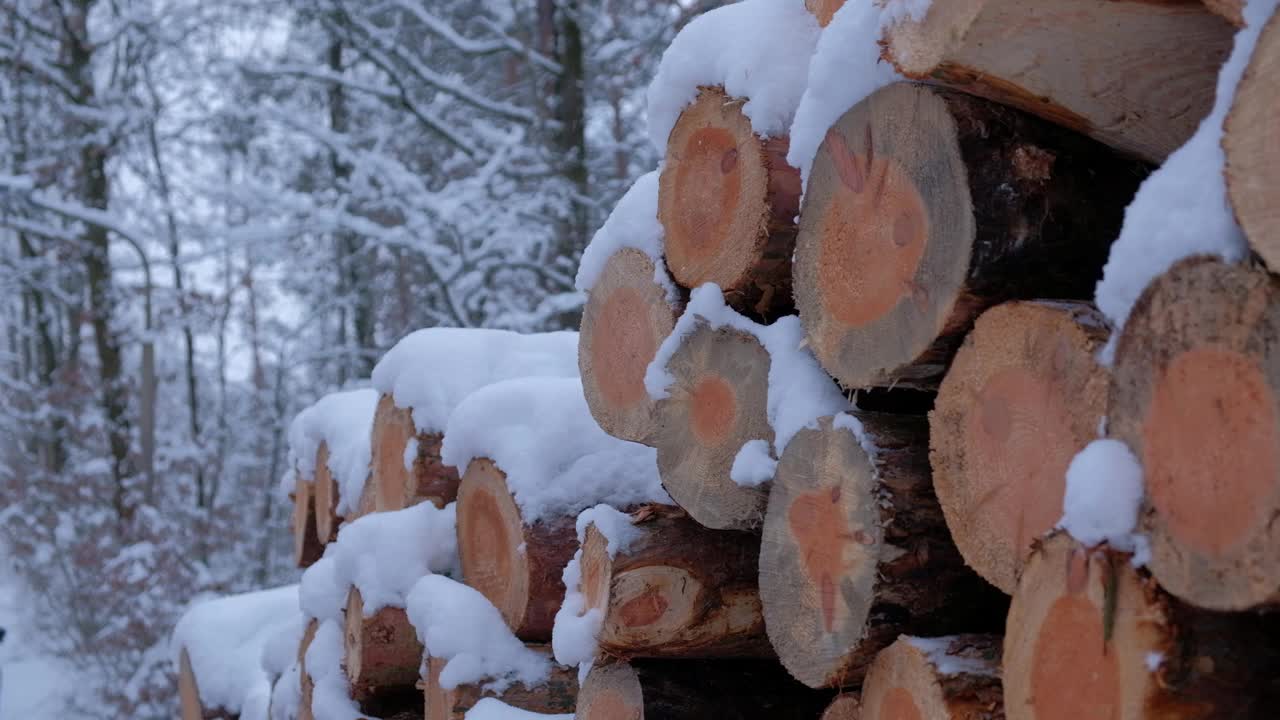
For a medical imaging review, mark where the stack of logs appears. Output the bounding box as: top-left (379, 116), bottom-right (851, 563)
top-left (273, 1), bottom-right (1280, 718)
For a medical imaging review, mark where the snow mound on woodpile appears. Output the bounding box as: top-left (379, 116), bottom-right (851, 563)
top-left (304, 619), bottom-right (364, 720)
top-left (441, 377), bottom-right (670, 522)
top-left (287, 387), bottom-right (379, 516)
top-left (646, 0), bottom-right (820, 151)
top-left (645, 283), bottom-right (849, 485)
top-left (172, 584), bottom-right (300, 718)
top-left (464, 698), bottom-right (572, 720)
top-left (574, 171), bottom-right (676, 299)
top-left (331, 501), bottom-right (460, 614)
top-left (372, 328), bottom-right (579, 434)
top-left (1060, 438), bottom-right (1148, 562)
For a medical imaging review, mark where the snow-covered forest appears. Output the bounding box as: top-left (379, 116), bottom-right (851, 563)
top-left (0, 1), bottom-right (717, 715)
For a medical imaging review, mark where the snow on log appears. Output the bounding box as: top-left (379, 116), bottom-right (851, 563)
top-left (294, 475), bottom-right (324, 568)
top-left (579, 248), bottom-right (683, 443)
top-left (793, 82), bottom-right (1145, 389)
top-left (370, 393), bottom-right (460, 512)
top-left (444, 377), bottom-right (668, 640)
top-left (298, 620), bottom-right (318, 720)
top-left (289, 388), bottom-right (379, 530)
top-left (343, 587), bottom-right (423, 705)
top-left (860, 635), bottom-right (1002, 720)
top-left (658, 86), bottom-right (800, 319)
top-left (575, 659), bottom-right (831, 720)
top-left (564, 504), bottom-right (769, 660)
top-left (179, 647), bottom-right (235, 720)
top-left (1109, 257), bottom-right (1280, 610)
top-left (313, 442), bottom-right (341, 544)
top-left (930, 300), bottom-right (1110, 594)
top-left (1224, 9), bottom-right (1280, 272)
top-left (759, 413), bottom-right (1005, 688)
top-left (881, 0), bottom-right (1234, 164)
top-left (1003, 531), bottom-right (1280, 719)
top-left (819, 693), bottom-right (861, 720)
top-left (421, 648), bottom-right (576, 720)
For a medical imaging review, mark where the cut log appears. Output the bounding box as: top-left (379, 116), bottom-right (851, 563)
top-left (575, 660), bottom-right (832, 720)
top-left (930, 300), bottom-right (1109, 595)
top-left (344, 587), bottom-right (424, 704)
top-left (294, 476), bottom-right (324, 569)
top-left (299, 619), bottom-right (319, 720)
top-left (820, 693), bottom-right (861, 720)
top-left (658, 86), bottom-right (801, 319)
top-left (881, 0), bottom-right (1234, 164)
top-left (579, 248), bottom-right (684, 443)
top-left (314, 442), bottom-right (341, 544)
top-left (805, 0), bottom-right (845, 27)
top-left (1225, 9), bottom-right (1280, 273)
top-left (760, 413), bottom-right (1006, 688)
top-left (179, 647), bottom-right (237, 719)
top-left (860, 635), bottom-right (1002, 720)
top-left (793, 82), bottom-right (1146, 390)
top-left (649, 321), bottom-right (773, 530)
top-left (370, 394), bottom-right (460, 513)
top-left (576, 504), bottom-right (769, 659)
top-left (1110, 257), bottom-right (1280, 610)
top-left (421, 647), bottom-right (576, 720)
top-left (1003, 531), bottom-right (1280, 719)
top-left (455, 458), bottom-right (577, 641)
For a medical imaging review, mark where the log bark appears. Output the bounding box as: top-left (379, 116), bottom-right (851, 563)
top-left (294, 475), bottom-right (324, 569)
top-left (179, 647), bottom-right (237, 719)
top-left (575, 504), bottom-right (770, 658)
top-left (760, 413), bottom-right (1006, 688)
top-left (314, 442), bottom-right (341, 544)
top-left (344, 587), bottom-right (424, 704)
top-left (1003, 531), bottom-right (1280, 720)
top-left (930, 300), bottom-right (1110, 594)
top-left (793, 82), bottom-right (1146, 390)
top-left (579, 248), bottom-right (684, 443)
top-left (370, 394), bottom-right (460, 513)
top-left (658, 86), bottom-right (801, 320)
top-left (1110, 256), bottom-right (1280, 611)
top-left (575, 659), bottom-right (832, 720)
top-left (820, 693), bottom-right (861, 720)
top-left (455, 458), bottom-right (578, 641)
top-left (861, 635), bottom-right (1003, 720)
top-left (299, 619), bottom-right (319, 720)
top-left (1225, 8), bottom-right (1280, 273)
top-left (649, 321), bottom-right (773, 530)
top-left (421, 647), bottom-right (576, 720)
top-left (881, 0), bottom-right (1234, 164)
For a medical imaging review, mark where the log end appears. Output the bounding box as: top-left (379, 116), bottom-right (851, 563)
top-left (576, 662), bottom-right (643, 720)
top-left (293, 476), bottom-right (323, 568)
top-left (457, 459), bottom-right (529, 631)
top-left (862, 635), bottom-right (1001, 720)
top-left (422, 656), bottom-right (455, 720)
top-left (178, 647), bottom-right (205, 720)
top-left (371, 394), bottom-right (416, 513)
top-left (314, 441), bottom-right (340, 544)
top-left (805, 0), bottom-right (847, 27)
top-left (820, 693), bottom-right (861, 720)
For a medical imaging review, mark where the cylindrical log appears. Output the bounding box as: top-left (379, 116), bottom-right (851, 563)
top-left (820, 693), bottom-right (861, 720)
top-left (422, 647), bottom-right (577, 720)
top-left (294, 475), bottom-right (324, 569)
top-left (371, 393), bottom-right (460, 513)
top-left (343, 587), bottom-right (424, 704)
top-left (456, 458), bottom-right (577, 641)
top-left (650, 321), bottom-right (773, 530)
top-left (1004, 531), bottom-right (1280, 719)
top-left (930, 300), bottom-right (1109, 594)
top-left (760, 413), bottom-right (1006, 688)
top-left (658, 86), bottom-right (801, 319)
top-left (1225, 9), bottom-right (1280, 273)
top-left (299, 619), bottom-right (319, 720)
top-left (577, 504), bottom-right (769, 658)
top-left (881, 0), bottom-right (1233, 164)
top-left (793, 81), bottom-right (1145, 389)
top-left (580, 248), bottom-right (684, 443)
top-left (575, 660), bottom-right (832, 720)
top-left (314, 442), bottom-right (341, 544)
top-left (1110, 257), bottom-right (1280, 610)
top-left (179, 647), bottom-right (237, 720)
top-left (861, 635), bottom-right (1002, 720)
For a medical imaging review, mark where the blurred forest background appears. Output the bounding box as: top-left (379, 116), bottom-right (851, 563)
top-left (0, 0), bottom-right (721, 715)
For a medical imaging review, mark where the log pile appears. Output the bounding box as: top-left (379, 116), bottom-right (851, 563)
top-left (183, 1), bottom-right (1280, 718)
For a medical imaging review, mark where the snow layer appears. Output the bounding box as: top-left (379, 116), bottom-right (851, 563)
top-left (1060, 439), bottom-right (1146, 556)
top-left (1094, 0), bottom-right (1279, 359)
top-left (730, 439), bottom-right (777, 488)
top-left (260, 615), bottom-right (307, 681)
top-left (551, 505), bottom-right (641, 675)
top-left (406, 575), bottom-right (551, 692)
top-left (269, 664), bottom-right (301, 720)
top-left (465, 699), bottom-right (573, 720)
top-left (574, 171), bottom-right (676, 299)
top-left (646, 0), bottom-right (820, 150)
top-left (441, 377), bottom-right (670, 522)
top-left (172, 585), bottom-right (301, 715)
top-left (304, 620), bottom-right (363, 720)
top-left (787, 0), bottom-right (931, 185)
top-left (371, 328), bottom-right (579, 434)
top-left (288, 388), bottom-right (379, 516)
top-left (299, 556), bottom-right (347, 622)
top-left (645, 284), bottom-right (848, 468)
top-left (904, 636), bottom-right (999, 678)
top-left (331, 501), bottom-right (460, 614)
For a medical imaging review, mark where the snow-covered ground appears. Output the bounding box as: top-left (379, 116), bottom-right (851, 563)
top-left (0, 560), bottom-right (71, 718)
